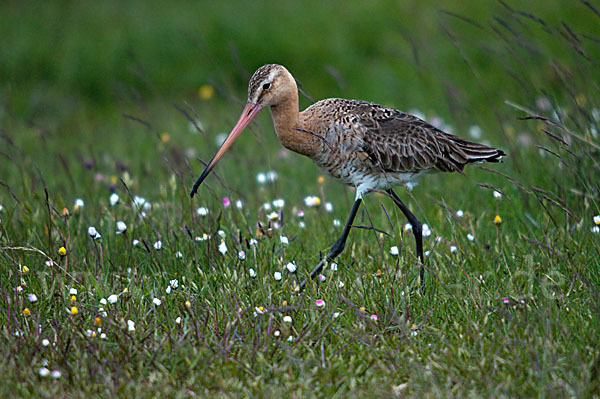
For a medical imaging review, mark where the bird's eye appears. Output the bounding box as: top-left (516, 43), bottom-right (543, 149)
top-left (262, 82), bottom-right (271, 90)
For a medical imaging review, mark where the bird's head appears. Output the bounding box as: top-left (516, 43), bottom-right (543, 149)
top-left (190, 64), bottom-right (296, 197)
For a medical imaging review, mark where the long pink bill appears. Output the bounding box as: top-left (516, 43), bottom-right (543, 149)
top-left (190, 103), bottom-right (262, 197)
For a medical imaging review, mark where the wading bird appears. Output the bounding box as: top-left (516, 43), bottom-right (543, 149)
top-left (191, 64), bottom-right (504, 288)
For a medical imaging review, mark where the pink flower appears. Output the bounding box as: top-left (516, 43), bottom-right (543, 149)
top-left (503, 297), bottom-right (509, 304)
top-left (370, 314), bottom-right (378, 321)
top-left (222, 197), bottom-right (231, 208)
top-left (315, 299), bottom-right (325, 307)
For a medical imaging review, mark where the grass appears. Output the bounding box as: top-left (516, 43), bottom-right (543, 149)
top-left (1, 0), bottom-right (600, 397)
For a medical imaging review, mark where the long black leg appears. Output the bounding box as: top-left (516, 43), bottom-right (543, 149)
top-left (300, 198), bottom-right (362, 290)
top-left (387, 189), bottom-right (425, 284)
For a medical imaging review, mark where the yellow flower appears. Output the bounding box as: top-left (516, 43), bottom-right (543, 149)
top-left (198, 84), bottom-right (214, 100)
top-left (317, 176), bottom-right (325, 184)
top-left (70, 306), bottom-right (78, 315)
top-left (23, 308), bottom-right (31, 316)
top-left (62, 207), bottom-right (70, 216)
top-left (58, 247), bottom-right (67, 256)
top-left (359, 306), bottom-right (366, 312)
top-left (160, 132), bottom-right (171, 143)
top-left (494, 215), bottom-right (502, 225)
top-left (282, 300), bottom-right (288, 306)
top-left (22, 265), bottom-right (30, 274)
top-left (376, 269), bottom-right (382, 276)
top-left (185, 300), bottom-right (191, 308)
top-left (70, 295), bottom-right (76, 302)
top-left (94, 317), bottom-right (102, 326)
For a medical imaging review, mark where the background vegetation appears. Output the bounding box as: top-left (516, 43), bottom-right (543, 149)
top-left (1, 0), bottom-right (599, 397)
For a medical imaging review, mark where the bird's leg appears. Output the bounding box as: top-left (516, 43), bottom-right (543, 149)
top-left (300, 198), bottom-right (362, 290)
top-left (387, 189), bottom-right (425, 284)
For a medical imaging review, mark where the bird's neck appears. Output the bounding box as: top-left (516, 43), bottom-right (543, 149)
top-left (270, 94), bottom-right (319, 157)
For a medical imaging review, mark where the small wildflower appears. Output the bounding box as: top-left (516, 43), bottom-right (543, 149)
top-left (94, 317), bottom-right (102, 326)
top-left (116, 221), bottom-right (127, 234)
top-left (494, 215), bottom-right (502, 225)
top-left (266, 211), bottom-right (279, 220)
top-left (152, 298), bottom-right (162, 306)
top-left (255, 306), bottom-right (265, 314)
top-left (69, 288), bottom-right (77, 295)
top-left (390, 246), bottom-right (399, 256)
top-left (297, 209), bottom-right (305, 218)
top-left (338, 281), bottom-right (345, 288)
top-left (467, 233), bottom-right (474, 241)
top-left (456, 209), bottom-right (464, 218)
top-left (503, 297), bottom-right (509, 304)
top-left (107, 294), bottom-right (118, 304)
top-left (217, 230), bottom-right (226, 238)
top-left (222, 197), bottom-right (231, 208)
top-left (132, 239), bottom-right (140, 247)
top-left (304, 195), bottom-right (321, 207)
top-left (274, 271), bottom-right (282, 281)
top-left (317, 176), bottom-right (325, 184)
top-left (594, 215), bottom-right (600, 225)
top-left (100, 333), bottom-right (107, 339)
top-left (175, 251), bottom-right (183, 258)
top-left (330, 262), bottom-right (338, 271)
top-left (493, 190), bottom-right (502, 200)
top-left (22, 265), bottom-right (29, 274)
top-left (88, 226), bottom-right (101, 240)
top-left (160, 132), bottom-right (171, 143)
top-left (27, 293), bottom-right (38, 303)
top-left (274, 330), bottom-right (281, 337)
top-left (256, 173), bottom-right (267, 184)
top-left (198, 84), bottom-right (214, 100)
top-left (170, 279), bottom-right (178, 289)
top-left (153, 240), bottom-right (162, 250)
top-left (280, 235), bottom-right (289, 246)
top-left (283, 315), bottom-right (292, 323)
top-left (262, 202), bottom-right (272, 211)
top-left (287, 335), bottom-right (294, 342)
top-left (42, 339), bottom-right (50, 347)
top-left (450, 245), bottom-right (458, 254)
top-left (422, 224), bottom-right (432, 237)
top-left (23, 308), bottom-right (31, 316)
top-left (58, 246), bottom-right (67, 256)
top-left (218, 240), bottom-right (227, 255)
top-left (127, 320), bottom-right (135, 331)
top-left (74, 198), bottom-right (84, 210)
top-left (70, 295), bottom-right (76, 302)
top-left (592, 226), bottom-right (600, 234)
top-left (110, 193), bottom-right (119, 206)
top-left (45, 259), bottom-right (54, 266)
top-left (238, 250), bottom-right (246, 260)
top-left (318, 274), bottom-right (326, 282)
top-left (272, 198), bottom-right (285, 208)
top-left (333, 312), bottom-right (340, 318)
top-left (70, 306), bottom-right (78, 315)
top-left (333, 219), bottom-right (341, 227)
top-left (315, 299), bottom-right (325, 307)
top-left (359, 306), bottom-right (366, 312)
top-left (16, 285), bottom-right (23, 292)
top-left (100, 298), bottom-right (107, 305)
top-left (286, 262), bottom-right (297, 273)
top-left (196, 207), bottom-right (209, 216)
top-left (175, 316), bottom-right (181, 324)
top-left (39, 367), bottom-right (50, 377)
top-left (376, 269), bottom-right (382, 276)
top-left (370, 314), bottom-right (378, 321)
top-left (185, 300), bottom-right (191, 308)
top-left (50, 370), bottom-right (62, 379)
top-left (298, 221), bottom-right (306, 229)
top-left (324, 202), bottom-right (334, 212)
top-left (235, 199), bottom-right (243, 209)
top-left (249, 268), bottom-right (257, 278)
top-left (166, 286), bottom-right (172, 294)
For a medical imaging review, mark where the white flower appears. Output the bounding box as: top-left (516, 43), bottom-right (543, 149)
top-left (100, 298), bottom-right (107, 305)
top-left (0, 204), bottom-right (3, 212)
top-left (175, 251), bottom-right (183, 258)
top-left (51, 370), bottom-right (62, 379)
top-left (175, 316), bottom-right (181, 324)
top-left (218, 241), bottom-right (227, 254)
top-left (256, 173), bottom-right (267, 184)
top-left (100, 333), bottom-right (107, 339)
top-left (272, 198), bottom-right (285, 208)
top-left (27, 293), bottom-right (38, 303)
top-left (467, 233), bottom-right (474, 241)
top-left (456, 209), bottom-right (464, 218)
top-left (298, 221), bottom-right (306, 229)
top-left (333, 312), bottom-right (340, 318)
top-left (153, 240), bottom-right (162, 250)
top-left (152, 298), bottom-right (162, 306)
top-left (592, 226), bottom-right (600, 234)
top-left (274, 330), bottom-right (280, 337)
top-left (403, 223), bottom-right (412, 232)
top-left (283, 316), bottom-right (292, 323)
top-left (74, 198), bottom-right (84, 209)
top-left (390, 246), bottom-right (399, 256)
top-left (425, 250), bottom-right (431, 257)
top-left (493, 190), bottom-right (502, 200)
top-left (304, 195), bottom-right (321, 207)
top-left (109, 193), bottom-right (119, 206)
top-left (422, 224), bottom-right (432, 237)
top-left (42, 339), bottom-right (50, 347)
top-left (69, 288), bottom-right (77, 295)
top-left (287, 335), bottom-right (294, 342)
top-left (238, 250), bottom-right (246, 260)
top-left (286, 262), bottom-right (297, 273)
top-left (196, 234), bottom-right (210, 242)
top-left (116, 221), bottom-right (127, 234)
top-left (39, 367), bottom-right (50, 377)
top-left (330, 262), bottom-right (338, 271)
top-left (169, 279), bottom-right (178, 289)
top-left (107, 294), bottom-right (118, 304)
top-left (249, 268), bottom-right (257, 278)
top-left (196, 207), bottom-right (209, 216)
top-left (235, 199), bottom-right (243, 209)
top-left (262, 202), bottom-right (272, 211)
top-left (267, 212), bottom-right (279, 220)
top-left (324, 202), bottom-right (334, 212)
top-left (280, 236), bottom-right (289, 245)
top-left (88, 226), bottom-right (101, 240)
top-left (127, 320), bottom-right (135, 331)
top-left (249, 238), bottom-right (258, 246)
top-left (132, 196), bottom-right (146, 209)
top-left (132, 239), bottom-right (140, 247)
top-left (333, 219), bottom-right (341, 227)
top-left (593, 215), bottom-right (600, 225)
top-left (266, 170), bottom-right (278, 182)
top-left (274, 272), bottom-right (282, 281)
top-left (165, 286), bottom-right (172, 294)
top-left (218, 230), bottom-right (226, 238)
top-left (450, 245), bottom-right (458, 254)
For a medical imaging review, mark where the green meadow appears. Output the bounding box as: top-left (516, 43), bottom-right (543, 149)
top-left (1, 1), bottom-right (599, 397)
